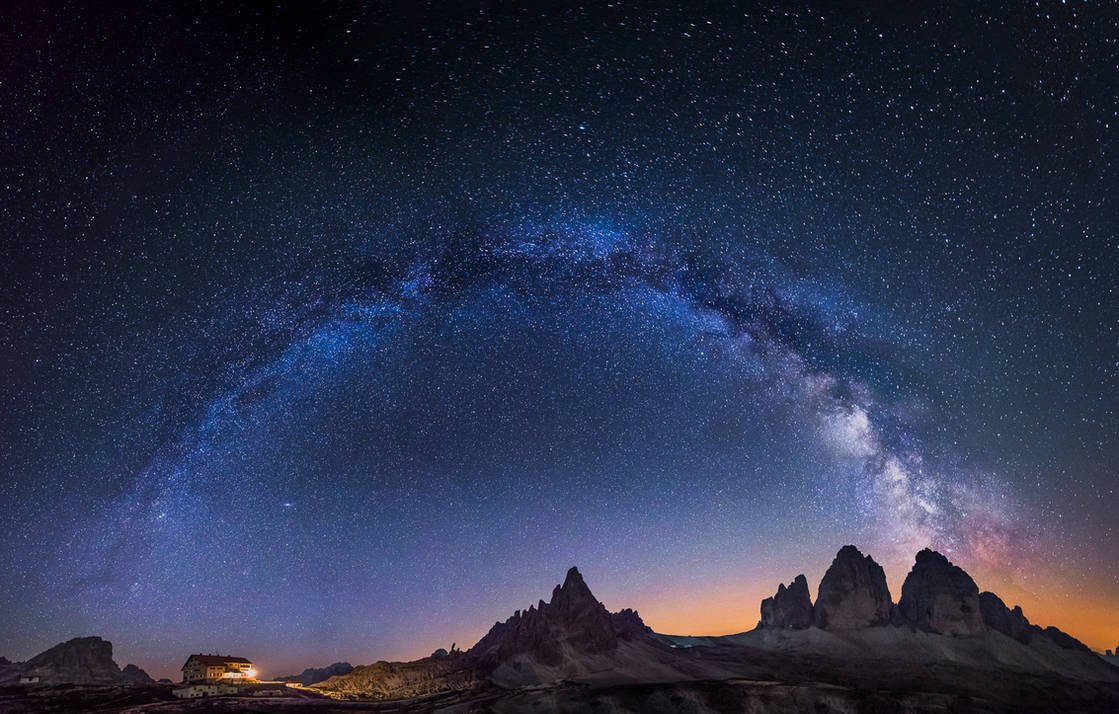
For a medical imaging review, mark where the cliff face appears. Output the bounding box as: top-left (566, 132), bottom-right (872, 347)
top-left (20, 637), bottom-right (150, 685)
top-left (747, 547), bottom-right (1099, 661)
top-left (896, 549), bottom-right (985, 636)
top-left (758, 575), bottom-right (813, 629)
top-left (813, 545), bottom-right (893, 630)
top-left (0, 637), bottom-right (152, 686)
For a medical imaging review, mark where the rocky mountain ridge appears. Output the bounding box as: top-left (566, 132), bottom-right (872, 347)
top-left (6, 548), bottom-right (1116, 713)
top-left (275, 661), bottom-right (354, 686)
top-left (307, 547), bottom-right (1117, 712)
top-left (467, 566), bottom-right (652, 670)
top-left (0, 636), bottom-right (153, 686)
top-left (756, 544), bottom-right (1097, 657)
top-left (313, 566), bottom-right (672, 699)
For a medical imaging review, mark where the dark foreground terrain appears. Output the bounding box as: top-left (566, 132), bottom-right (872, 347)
top-left (4, 674), bottom-right (1119, 714)
top-left (3, 547), bottom-right (1117, 713)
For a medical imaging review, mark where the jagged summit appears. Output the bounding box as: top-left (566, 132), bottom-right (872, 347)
top-left (750, 545), bottom-right (1097, 656)
top-left (549, 566), bottom-right (599, 614)
top-left (318, 551), bottom-right (1114, 707)
top-left (311, 566), bottom-right (661, 699)
top-left (8, 554), bottom-right (1117, 712)
top-left (469, 566), bottom-right (652, 669)
top-left (758, 574), bottom-right (813, 629)
top-left (756, 546), bottom-right (892, 632)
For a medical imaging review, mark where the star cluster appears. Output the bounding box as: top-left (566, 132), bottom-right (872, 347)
top-left (1, 2), bottom-right (1115, 678)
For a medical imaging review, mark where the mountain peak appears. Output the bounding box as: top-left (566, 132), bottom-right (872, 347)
top-left (914, 547), bottom-right (946, 562)
top-left (469, 566), bottom-right (651, 670)
top-left (814, 545), bottom-right (892, 630)
top-left (758, 574), bottom-right (813, 629)
top-left (558, 566), bottom-right (590, 595)
top-left (898, 548), bottom-right (984, 636)
top-left (22, 636), bottom-right (134, 685)
top-left (551, 567), bottom-right (597, 612)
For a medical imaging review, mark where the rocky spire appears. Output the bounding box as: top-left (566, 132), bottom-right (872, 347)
top-left (813, 545), bottom-right (893, 630)
top-left (550, 567), bottom-right (600, 617)
top-left (897, 549), bottom-right (984, 636)
top-left (758, 574), bottom-right (813, 629)
top-left (468, 566), bottom-right (651, 669)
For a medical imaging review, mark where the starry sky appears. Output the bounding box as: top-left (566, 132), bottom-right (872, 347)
top-left (1, 1), bottom-right (1117, 679)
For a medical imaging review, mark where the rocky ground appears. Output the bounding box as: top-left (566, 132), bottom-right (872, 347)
top-left (5, 676), bottom-right (1117, 714)
top-left (0, 683), bottom-right (173, 713)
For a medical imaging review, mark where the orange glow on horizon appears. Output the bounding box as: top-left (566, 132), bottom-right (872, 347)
top-left (377, 557), bottom-right (1119, 671)
top-left (623, 568), bottom-right (1119, 653)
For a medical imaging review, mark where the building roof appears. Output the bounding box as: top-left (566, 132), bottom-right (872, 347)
top-left (181, 654), bottom-right (252, 670)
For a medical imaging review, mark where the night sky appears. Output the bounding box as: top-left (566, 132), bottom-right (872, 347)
top-left (2, 2), bottom-right (1116, 680)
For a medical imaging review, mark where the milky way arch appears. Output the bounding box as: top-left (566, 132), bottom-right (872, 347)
top-left (63, 224), bottom-right (1032, 625)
